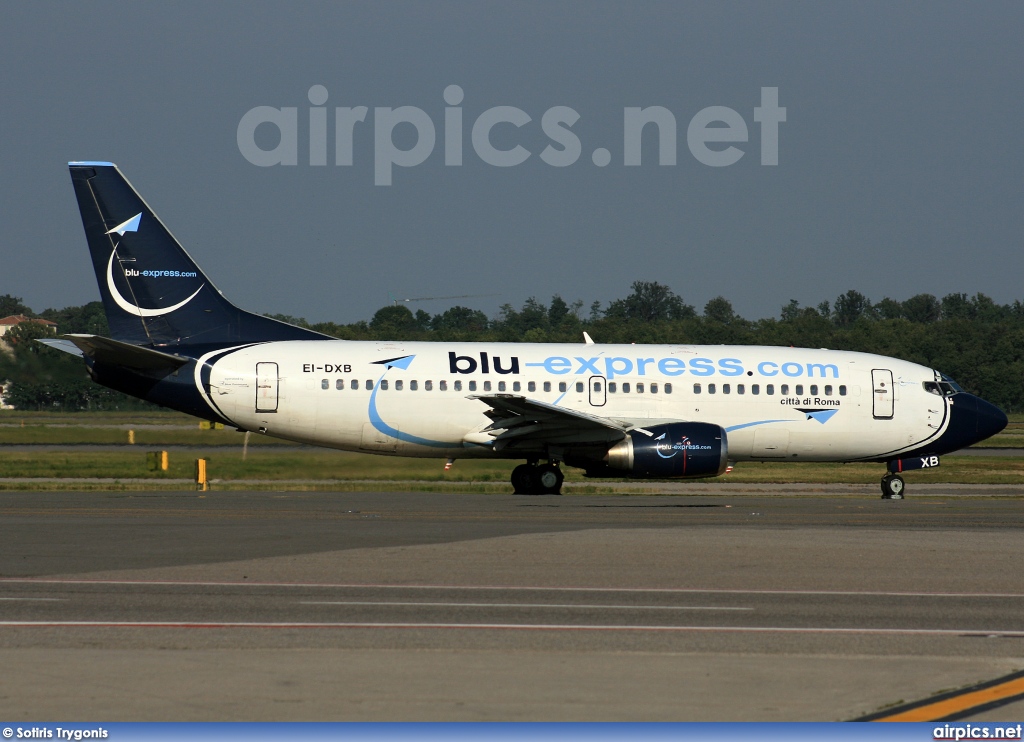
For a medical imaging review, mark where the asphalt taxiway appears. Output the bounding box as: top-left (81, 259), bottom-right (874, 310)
top-left (1, 489), bottom-right (1023, 720)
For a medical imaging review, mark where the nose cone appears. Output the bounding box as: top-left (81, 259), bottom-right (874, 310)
top-left (974, 396), bottom-right (1008, 442)
top-left (931, 394), bottom-right (1009, 454)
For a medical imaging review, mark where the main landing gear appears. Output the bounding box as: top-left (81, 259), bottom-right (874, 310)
top-left (880, 473), bottom-right (905, 500)
top-left (511, 462), bottom-right (564, 495)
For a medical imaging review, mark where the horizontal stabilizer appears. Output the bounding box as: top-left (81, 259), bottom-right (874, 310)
top-left (58, 334), bottom-right (190, 371)
top-left (37, 338), bottom-right (85, 357)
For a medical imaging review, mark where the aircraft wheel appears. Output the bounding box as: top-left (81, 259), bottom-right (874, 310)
top-left (535, 464), bottom-right (564, 495)
top-left (511, 464), bottom-right (535, 495)
top-left (880, 473), bottom-right (905, 500)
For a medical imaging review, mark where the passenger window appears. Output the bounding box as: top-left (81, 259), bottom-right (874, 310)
top-left (364, 380), bottom-right (371, 390)
top-left (528, 381), bottom-right (536, 392)
top-left (781, 384), bottom-right (789, 395)
top-left (454, 380), bottom-right (462, 391)
top-left (708, 384), bottom-right (716, 394)
top-left (425, 380), bottom-right (433, 391)
top-left (543, 381), bottom-right (551, 392)
top-left (440, 380), bottom-right (447, 391)
top-left (380, 380), bottom-right (388, 391)
top-left (839, 385), bottom-right (847, 396)
top-left (559, 382), bottom-right (567, 392)
top-left (637, 383), bottom-right (645, 394)
top-left (608, 382), bottom-right (617, 393)
top-left (468, 380), bottom-right (476, 392)
top-left (650, 383), bottom-right (658, 394)
top-left (513, 381), bottom-right (521, 392)
top-left (395, 380), bottom-right (404, 391)
top-left (664, 383), bottom-right (672, 394)
top-left (483, 381), bottom-right (491, 392)
top-left (737, 384), bottom-right (745, 395)
top-left (693, 383), bottom-right (701, 394)
top-left (824, 385), bottom-right (832, 396)
top-left (766, 384), bottom-right (774, 395)
top-left (498, 381), bottom-right (506, 392)
top-left (410, 380), bottom-right (418, 391)
top-left (575, 382), bottom-right (584, 393)
top-left (336, 379), bottom-right (344, 390)
top-left (752, 384), bottom-right (759, 395)
top-left (321, 379), bottom-right (329, 390)
top-left (594, 382), bottom-right (602, 392)
top-left (352, 380), bottom-right (360, 390)
top-left (795, 385), bottom-right (803, 395)
top-left (723, 384), bottom-right (730, 394)
top-left (622, 383), bottom-right (631, 393)
top-left (810, 385), bottom-right (818, 395)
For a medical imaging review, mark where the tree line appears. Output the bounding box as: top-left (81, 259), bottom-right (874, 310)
top-left (2, 283), bottom-right (1023, 411)
top-left (0, 295), bottom-right (146, 411)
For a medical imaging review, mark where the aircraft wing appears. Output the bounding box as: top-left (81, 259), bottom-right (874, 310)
top-left (468, 394), bottom-right (670, 450)
top-left (47, 334), bottom-right (190, 371)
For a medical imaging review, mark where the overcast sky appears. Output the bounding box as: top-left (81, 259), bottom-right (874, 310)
top-left (1, 1), bottom-right (1022, 324)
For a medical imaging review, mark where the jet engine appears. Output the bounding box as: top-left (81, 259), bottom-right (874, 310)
top-left (602, 422), bottom-right (728, 478)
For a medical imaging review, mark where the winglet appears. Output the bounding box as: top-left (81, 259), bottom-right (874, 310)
top-left (583, 332), bottom-right (595, 345)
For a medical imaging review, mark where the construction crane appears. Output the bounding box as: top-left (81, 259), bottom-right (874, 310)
top-left (390, 293), bottom-right (498, 306)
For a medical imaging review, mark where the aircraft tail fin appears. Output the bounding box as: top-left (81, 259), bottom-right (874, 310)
top-left (68, 162), bottom-right (327, 347)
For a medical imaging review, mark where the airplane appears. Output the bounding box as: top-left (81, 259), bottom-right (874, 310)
top-left (44, 161), bottom-right (1008, 499)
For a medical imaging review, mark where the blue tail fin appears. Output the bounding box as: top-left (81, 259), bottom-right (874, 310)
top-left (68, 162), bottom-right (326, 347)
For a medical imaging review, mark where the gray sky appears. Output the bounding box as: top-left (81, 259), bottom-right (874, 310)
top-left (2, 1), bottom-right (1022, 324)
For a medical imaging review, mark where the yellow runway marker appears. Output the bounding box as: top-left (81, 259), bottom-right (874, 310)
top-left (860, 669), bottom-right (1024, 721)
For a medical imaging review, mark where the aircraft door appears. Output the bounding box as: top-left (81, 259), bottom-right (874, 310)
top-left (256, 362), bottom-right (279, 413)
top-left (589, 376), bottom-right (607, 407)
top-left (872, 369), bottom-right (894, 419)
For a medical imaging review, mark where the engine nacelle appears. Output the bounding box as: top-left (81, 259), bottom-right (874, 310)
top-left (603, 422), bottom-right (728, 479)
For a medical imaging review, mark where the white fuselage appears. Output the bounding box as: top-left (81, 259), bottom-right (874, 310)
top-left (196, 341), bottom-right (948, 463)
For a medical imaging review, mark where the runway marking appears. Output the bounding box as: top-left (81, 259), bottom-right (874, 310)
top-left (3, 578), bottom-right (1024, 599)
top-left (298, 601), bottom-right (753, 611)
top-left (857, 669), bottom-right (1024, 721)
top-left (0, 597), bottom-right (65, 602)
top-left (0, 621), bottom-right (1022, 636)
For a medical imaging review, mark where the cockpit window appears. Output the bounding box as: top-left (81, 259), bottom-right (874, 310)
top-left (926, 376), bottom-right (962, 396)
top-left (940, 374), bottom-right (964, 393)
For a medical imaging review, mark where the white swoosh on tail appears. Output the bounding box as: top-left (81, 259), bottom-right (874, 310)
top-left (106, 249), bottom-right (203, 317)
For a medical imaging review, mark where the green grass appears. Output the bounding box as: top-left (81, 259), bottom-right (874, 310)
top-left (0, 448), bottom-right (1022, 487)
top-left (2, 410), bottom-right (1023, 491)
top-left (719, 457), bottom-right (1024, 484)
top-left (974, 417), bottom-right (1024, 447)
top-left (0, 410), bottom-right (295, 446)
top-left (0, 448), bottom-right (515, 482)
top-left (2, 409), bottom-right (1021, 447)
top-left (0, 425), bottom-right (296, 446)
top-left (0, 410), bottom-right (196, 425)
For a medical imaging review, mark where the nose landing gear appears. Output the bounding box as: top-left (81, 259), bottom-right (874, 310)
top-left (511, 462), bottom-right (564, 495)
top-left (880, 473), bottom-right (905, 499)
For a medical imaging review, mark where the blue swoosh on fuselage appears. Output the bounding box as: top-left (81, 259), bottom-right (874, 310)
top-left (724, 419), bottom-right (790, 433)
top-left (367, 373), bottom-right (470, 449)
